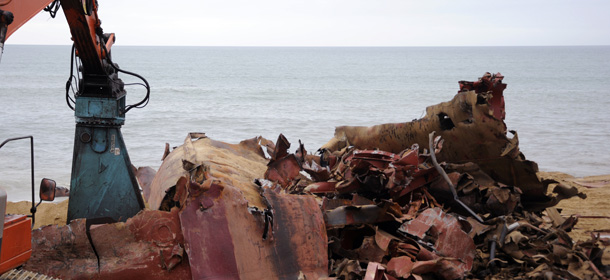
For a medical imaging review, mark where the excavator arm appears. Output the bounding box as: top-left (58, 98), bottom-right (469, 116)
top-left (61, 0), bottom-right (113, 76)
top-left (1, 0), bottom-right (146, 222)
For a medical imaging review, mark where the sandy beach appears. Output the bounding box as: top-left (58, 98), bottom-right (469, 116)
top-left (539, 172), bottom-right (610, 241)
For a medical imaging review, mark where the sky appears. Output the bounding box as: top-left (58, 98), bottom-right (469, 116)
top-left (5, 0), bottom-right (610, 47)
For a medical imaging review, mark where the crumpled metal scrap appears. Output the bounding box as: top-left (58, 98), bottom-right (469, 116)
top-left (263, 133), bottom-right (605, 280)
top-left (319, 73), bottom-right (568, 209)
top-left (24, 209), bottom-right (192, 280)
top-left (260, 73), bottom-right (599, 279)
top-left (264, 134), bottom-right (479, 279)
top-left (467, 210), bottom-right (608, 280)
top-left (24, 73), bottom-right (603, 280)
top-left (24, 134), bottom-right (329, 280)
top-left (151, 134), bottom-right (329, 280)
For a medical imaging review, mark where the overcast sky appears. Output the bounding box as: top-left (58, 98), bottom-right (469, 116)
top-left (6, 0), bottom-right (610, 46)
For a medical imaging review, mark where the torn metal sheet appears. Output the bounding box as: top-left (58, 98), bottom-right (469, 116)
top-left (136, 166), bottom-right (156, 203)
top-left (23, 209), bottom-right (191, 280)
top-left (466, 209), bottom-right (610, 280)
top-left (398, 207), bottom-right (475, 280)
top-left (179, 183), bottom-right (328, 279)
top-left (148, 135), bottom-right (270, 210)
top-left (263, 134), bottom-right (304, 188)
top-left (364, 262), bottom-right (398, 280)
top-left (258, 109), bottom-right (593, 279)
top-left (303, 160), bottom-right (332, 182)
top-left (149, 134), bottom-right (328, 279)
top-left (333, 259), bottom-right (364, 280)
top-left (311, 146), bottom-right (439, 203)
top-left (265, 153), bottom-right (301, 188)
top-left (429, 163), bottom-right (522, 218)
top-left (22, 72), bottom-right (607, 279)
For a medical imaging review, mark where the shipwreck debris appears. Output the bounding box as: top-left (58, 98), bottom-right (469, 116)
top-left (20, 73), bottom-right (605, 280)
top-left (319, 73), bottom-right (562, 210)
top-left (24, 209), bottom-right (192, 279)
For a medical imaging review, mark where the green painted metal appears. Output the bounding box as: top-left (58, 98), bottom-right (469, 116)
top-left (74, 96), bottom-right (125, 125)
top-left (60, 0), bottom-right (146, 223)
top-left (67, 93), bottom-right (144, 222)
top-left (67, 124), bottom-right (144, 222)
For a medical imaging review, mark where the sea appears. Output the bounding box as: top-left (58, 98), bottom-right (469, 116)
top-left (1, 45), bottom-right (609, 202)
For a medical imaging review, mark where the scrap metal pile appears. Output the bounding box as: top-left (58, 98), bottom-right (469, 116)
top-left (266, 136), bottom-right (606, 279)
top-left (261, 73), bottom-right (607, 279)
top-left (22, 73), bottom-right (608, 279)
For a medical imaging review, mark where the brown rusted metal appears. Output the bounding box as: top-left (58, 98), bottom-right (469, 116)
top-left (179, 182), bottom-right (328, 279)
top-left (399, 208), bottom-right (475, 279)
top-left (24, 209), bottom-right (191, 279)
top-left (150, 134), bottom-right (327, 279)
top-left (302, 160), bottom-right (332, 182)
top-left (264, 154), bottom-right (301, 188)
top-left (310, 146), bottom-right (439, 203)
top-left (364, 262), bottom-right (398, 280)
top-left (320, 73), bottom-right (549, 207)
top-left (325, 205), bottom-right (394, 228)
top-left (135, 166), bottom-right (156, 203)
top-left (23, 73), bottom-right (607, 279)
top-left (148, 135), bottom-right (270, 210)
top-left (263, 134), bottom-right (306, 188)
top-left (25, 134), bottom-right (329, 279)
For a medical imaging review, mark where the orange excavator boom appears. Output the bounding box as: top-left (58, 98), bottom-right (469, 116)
top-left (0, 0), bottom-right (54, 39)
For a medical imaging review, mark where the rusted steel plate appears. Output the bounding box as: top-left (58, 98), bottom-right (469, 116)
top-left (386, 256), bottom-right (415, 279)
top-left (149, 133), bottom-right (328, 279)
top-left (302, 160), bottom-right (332, 182)
top-left (24, 209), bottom-right (191, 280)
top-left (136, 166), bottom-right (156, 203)
top-left (305, 181), bottom-right (337, 193)
top-left (179, 182), bottom-right (328, 279)
top-left (148, 135), bottom-right (270, 210)
top-left (399, 208), bottom-right (475, 280)
top-left (264, 154), bottom-right (301, 188)
top-left (364, 262), bottom-right (398, 280)
top-left (459, 72), bottom-right (506, 120)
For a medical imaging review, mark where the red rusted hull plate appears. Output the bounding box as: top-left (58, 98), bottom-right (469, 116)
top-left (398, 207), bottom-right (475, 279)
top-left (179, 183), bottom-right (327, 279)
top-left (264, 154), bottom-right (301, 188)
top-left (145, 134), bottom-right (329, 278)
top-left (23, 209), bottom-right (191, 280)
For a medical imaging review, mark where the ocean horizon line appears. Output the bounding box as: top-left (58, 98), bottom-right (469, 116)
top-left (5, 44), bottom-right (610, 48)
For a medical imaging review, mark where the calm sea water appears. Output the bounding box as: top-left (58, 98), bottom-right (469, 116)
top-left (1, 45), bottom-right (609, 202)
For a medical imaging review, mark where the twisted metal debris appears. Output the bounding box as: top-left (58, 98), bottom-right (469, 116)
top-left (20, 73), bottom-right (607, 279)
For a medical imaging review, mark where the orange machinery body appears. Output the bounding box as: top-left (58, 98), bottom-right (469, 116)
top-left (0, 0), bottom-right (54, 39)
top-left (0, 215), bottom-right (32, 274)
